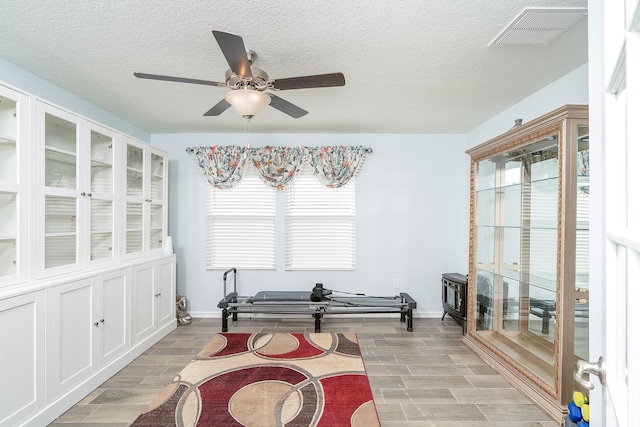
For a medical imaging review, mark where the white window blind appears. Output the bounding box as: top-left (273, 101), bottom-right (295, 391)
top-left (285, 174), bottom-right (356, 270)
top-left (206, 169), bottom-right (276, 269)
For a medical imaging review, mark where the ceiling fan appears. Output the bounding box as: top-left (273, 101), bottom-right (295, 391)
top-left (134, 30), bottom-right (345, 119)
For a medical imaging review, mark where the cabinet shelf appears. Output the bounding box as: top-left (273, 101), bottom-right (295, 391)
top-left (45, 145), bottom-right (76, 158)
top-left (45, 232), bottom-right (77, 238)
top-left (0, 134), bottom-right (16, 143)
top-left (476, 176), bottom-right (559, 194)
top-left (91, 228), bottom-right (113, 234)
top-left (476, 266), bottom-right (557, 293)
top-left (0, 183), bottom-right (19, 192)
top-left (91, 158), bottom-right (112, 168)
top-left (476, 224), bottom-right (558, 231)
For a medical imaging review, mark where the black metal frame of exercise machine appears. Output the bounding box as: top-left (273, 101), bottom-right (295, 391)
top-left (217, 268), bottom-right (417, 333)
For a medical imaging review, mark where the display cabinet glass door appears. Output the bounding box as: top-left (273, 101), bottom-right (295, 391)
top-left (573, 126), bottom-right (590, 363)
top-left (474, 133), bottom-right (561, 385)
top-left (0, 86), bottom-right (25, 283)
top-left (44, 112), bottom-right (79, 269)
top-left (88, 127), bottom-right (115, 262)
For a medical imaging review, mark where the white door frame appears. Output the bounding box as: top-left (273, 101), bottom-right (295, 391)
top-left (588, 0), bottom-right (640, 425)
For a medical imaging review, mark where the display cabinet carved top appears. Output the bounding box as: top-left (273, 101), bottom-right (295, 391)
top-left (466, 105), bottom-right (588, 161)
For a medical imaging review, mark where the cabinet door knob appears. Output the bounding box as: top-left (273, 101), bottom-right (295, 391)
top-left (94, 321), bottom-right (99, 326)
top-left (81, 192), bottom-right (86, 196)
top-left (87, 192), bottom-right (92, 197)
top-left (100, 319), bottom-right (105, 323)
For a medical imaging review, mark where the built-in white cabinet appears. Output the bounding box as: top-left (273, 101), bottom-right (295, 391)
top-left (0, 85), bottom-right (28, 288)
top-left (48, 269), bottom-right (129, 400)
top-left (155, 257), bottom-right (175, 326)
top-left (36, 103), bottom-right (123, 277)
top-left (94, 269), bottom-right (128, 367)
top-left (131, 256), bottom-right (175, 347)
top-left (9, 257), bottom-right (174, 426)
top-left (49, 278), bottom-right (94, 398)
top-left (124, 136), bottom-right (167, 259)
top-left (0, 80), bottom-right (175, 426)
top-left (0, 291), bottom-right (45, 427)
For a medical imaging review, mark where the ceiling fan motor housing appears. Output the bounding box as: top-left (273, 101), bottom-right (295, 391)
top-left (225, 67), bottom-right (270, 90)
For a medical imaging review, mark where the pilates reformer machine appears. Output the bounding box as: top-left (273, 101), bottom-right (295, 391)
top-left (217, 268), bottom-right (417, 333)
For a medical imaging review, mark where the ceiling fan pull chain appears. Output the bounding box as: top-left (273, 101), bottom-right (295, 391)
top-left (244, 118), bottom-right (251, 157)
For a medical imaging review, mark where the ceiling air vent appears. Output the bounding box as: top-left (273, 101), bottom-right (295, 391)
top-left (489, 7), bottom-right (587, 46)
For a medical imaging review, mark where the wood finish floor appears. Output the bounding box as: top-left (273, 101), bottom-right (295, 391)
top-left (49, 316), bottom-right (557, 426)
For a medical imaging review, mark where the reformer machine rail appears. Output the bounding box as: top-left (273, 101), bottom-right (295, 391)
top-left (217, 268), bottom-right (417, 333)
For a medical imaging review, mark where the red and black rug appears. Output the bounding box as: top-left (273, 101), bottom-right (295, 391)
top-left (130, 332), bottom-right (380, 426)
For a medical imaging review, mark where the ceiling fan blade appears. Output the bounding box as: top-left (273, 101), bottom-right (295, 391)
top-left (212, 31), bottom-right (252, 78)
top-left (267, 94), bottom-right (308, 118)
top-left (203, 99), bottom-right (231, 116)
top-left (134, 72), bottom-right (227, 87)
top-left (272, 72), bottom-right (345, 91)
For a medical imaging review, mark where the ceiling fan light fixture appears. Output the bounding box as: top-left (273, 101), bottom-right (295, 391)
top-left (224, 88), bottom-right (271, 119)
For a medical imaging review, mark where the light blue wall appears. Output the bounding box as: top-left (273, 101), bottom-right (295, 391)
top-left (466, 63), bottom-right (589, 150)
top-left (152, 133), bottom-right (469, 317)
top-left (0, 57), bottom-right (149, 142)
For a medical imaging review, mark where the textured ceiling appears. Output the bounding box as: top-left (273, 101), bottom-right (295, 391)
top-left (0, 0), bottom-right (587, 134)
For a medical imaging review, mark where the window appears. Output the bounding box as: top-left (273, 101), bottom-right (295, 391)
top-left (285, 174), bottom-right (356, 270)
top-left (205, 169), bottom-right (276, 269)
top-left (206, 170), bottom-right (357, 270)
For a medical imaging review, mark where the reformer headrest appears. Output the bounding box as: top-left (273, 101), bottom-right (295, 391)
top-left (310, 283), bottom-right (332, 302)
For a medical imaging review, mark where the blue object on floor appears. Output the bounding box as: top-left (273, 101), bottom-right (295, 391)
top-left (568, 401), bottom-right (583, 422)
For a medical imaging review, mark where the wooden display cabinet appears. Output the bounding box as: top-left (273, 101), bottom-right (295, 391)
top-left (463, 105), bottom-right (590, 423)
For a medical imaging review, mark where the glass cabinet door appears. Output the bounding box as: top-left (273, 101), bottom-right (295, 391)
top-left (126, 142), bottom-right (144, 255)
top-left (123, 137), bottom-right (167, 258)
top-left (0, 86), bottom-right (25, 283)
top-left (474, 134), bottom-right (560, 384)
top-left (149, 152), bottom-right (164, 251)
top-left (574, 126), bottom-right (590, 360)
top-left (88, 127), bottom-right (115, 262)
top-left (44, 111), bottom-right (78, 269)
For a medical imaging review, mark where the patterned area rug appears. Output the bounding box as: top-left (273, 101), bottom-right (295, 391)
top-left (130, 332), bottom-right (380, 427)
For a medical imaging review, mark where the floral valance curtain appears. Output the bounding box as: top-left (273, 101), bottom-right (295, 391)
top-left (192, 145), bottom-right (367, 190)
top-left (251, 146), bottom-right (308, 190)
top-left (309, 146), bottom-right (366, 189)
top-left (193, 146), bottom-right (246, 190)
